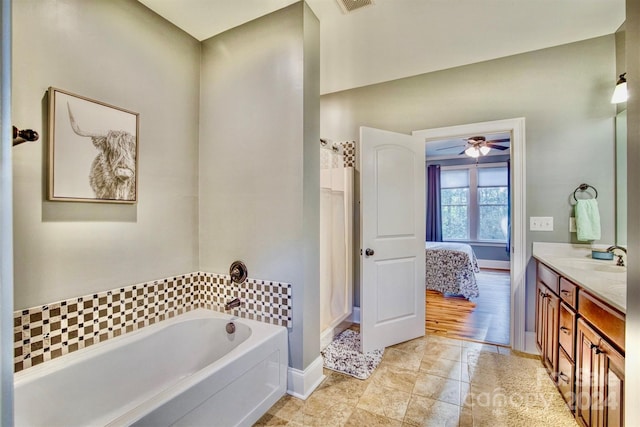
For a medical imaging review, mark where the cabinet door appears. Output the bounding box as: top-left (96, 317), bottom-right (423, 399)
top-left (536, 281), bottom-right (546, 352)
top-left (576, 318), bottom-right (625, 427)
top-left (536, 280), bottom-right (559, 377)
top-left (576, 318), bottom-right (600, 427)
top-left (544, 291), bottom-right (560, 377)
top-left (600, 337), bottom-right (624, 427)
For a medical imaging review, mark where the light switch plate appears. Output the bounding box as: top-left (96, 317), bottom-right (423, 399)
top-left (530, 216), bottom-right (554, 231)
top-left (569, 217), bottom-right (577, 232)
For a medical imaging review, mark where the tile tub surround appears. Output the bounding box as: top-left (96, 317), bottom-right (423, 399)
top-left (199, 272), bottom-right (292, 326)
top-left (14, 272), bottom-right (292, 373)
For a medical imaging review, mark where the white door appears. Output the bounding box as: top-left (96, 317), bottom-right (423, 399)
top-left (360, 126), bottom-right (426, 353)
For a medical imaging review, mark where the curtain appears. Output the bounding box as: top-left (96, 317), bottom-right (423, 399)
top-left (320, 147), bottom-right (353, 333)
top-left (426, 164), bottom-right (443, 242)
top-left (506, 159), bottom-right (511, 253)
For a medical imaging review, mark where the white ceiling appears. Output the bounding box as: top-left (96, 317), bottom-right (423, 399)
top-left (138, 0), bottom-right (625, 94)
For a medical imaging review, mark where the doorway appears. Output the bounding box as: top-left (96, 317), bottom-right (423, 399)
top-left (413, 118), bottom-right (528, 352)
top-left (423, 135), bottom-right (511, 345)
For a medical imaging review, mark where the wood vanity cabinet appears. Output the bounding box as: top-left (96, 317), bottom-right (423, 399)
top-left (535, 260), bottom-right (625, 427)
top-left (536, 263), bottom-right (560, 378)
top-left (576, 318), bottom-right (624, 427)
top-left (575, 290), bottom-right (625, 427)
top-left (557, 277), bottom-right (578, 409)
top-left (557, 301), bottom-right (576, 407)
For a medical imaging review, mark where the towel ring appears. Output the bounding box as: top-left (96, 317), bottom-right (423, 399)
top-left (573, 183), bottom-right (598, 202)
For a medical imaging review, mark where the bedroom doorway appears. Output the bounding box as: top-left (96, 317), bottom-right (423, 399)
top-left (424, 140), bottom-right (511, 345)
top-left (413, 118), bottom-right (527, 351)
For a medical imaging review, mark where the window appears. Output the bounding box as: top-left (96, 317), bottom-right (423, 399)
top-left (440, 164), bottom-right (508, 243)
top-left (441, 169), bottom-right (469, 240)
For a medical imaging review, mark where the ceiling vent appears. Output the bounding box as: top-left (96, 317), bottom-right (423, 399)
top-left (336, 0), bottom-right (374, 14)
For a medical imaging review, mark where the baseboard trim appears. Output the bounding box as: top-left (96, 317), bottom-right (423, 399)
top-left (320, 320), bottom-right (352, 350)
top-left (349, 306), bottom-right (360, 324)
top-left (287, 355), bottom-right (325, 400)
top-left (320, 326), bottom-right (335, 350)
top-left (477, 259), bottom-right (510, 270)
top-left (523, 331), bottom-right (539, 355)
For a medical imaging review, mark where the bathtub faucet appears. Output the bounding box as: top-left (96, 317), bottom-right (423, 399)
top-left (224, 298), bottom-right (242, 311)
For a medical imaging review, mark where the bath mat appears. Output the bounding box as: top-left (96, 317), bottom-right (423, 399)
top-left (466, 351), bottom-right (576, 426)
top-left (321, 329), bottom-right (384, 380)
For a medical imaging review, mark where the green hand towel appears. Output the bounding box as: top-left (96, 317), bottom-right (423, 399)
top-left (575, 199), bottom-right (601, 241)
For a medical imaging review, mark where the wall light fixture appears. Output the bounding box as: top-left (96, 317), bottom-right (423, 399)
top-left (611, 73), bottom-right (628, 104)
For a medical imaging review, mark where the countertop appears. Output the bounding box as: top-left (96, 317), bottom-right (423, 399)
top-left (532, 242), bottom-right (626, 313)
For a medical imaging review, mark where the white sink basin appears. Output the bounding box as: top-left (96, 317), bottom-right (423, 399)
top-left (592, 264), bottom-right (626, 273)
top-left (554, 258), bottom-right (626, 273)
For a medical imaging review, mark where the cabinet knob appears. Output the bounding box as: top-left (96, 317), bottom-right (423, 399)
top-left (558, 372), bottom-right (570, 383)
top-left (560, 326), bottom-right (571, 335)
top-left (590, 343), bottom-right (604, 355)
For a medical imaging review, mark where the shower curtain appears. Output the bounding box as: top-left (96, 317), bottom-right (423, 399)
top-left (320, 143), bottom-right (353, 348)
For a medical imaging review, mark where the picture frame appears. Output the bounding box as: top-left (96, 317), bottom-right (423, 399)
top-left (47, 87), bottom-right (139, 203)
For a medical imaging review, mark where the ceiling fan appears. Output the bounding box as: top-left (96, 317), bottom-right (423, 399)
top-left (438, 136), bottom-right (510, 158)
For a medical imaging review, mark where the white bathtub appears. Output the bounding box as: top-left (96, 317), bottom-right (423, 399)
top-left (14, 308), bottom-right (288, 427)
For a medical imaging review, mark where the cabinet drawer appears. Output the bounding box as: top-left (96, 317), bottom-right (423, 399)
top-left (559, 278), bottom-right (577, 309)
top-left (537, 262), bottom-right (559, 294)
top-left (578, 291), bottom-right (625, 353)
top-left (557, 347), bottom-right (575, 411)
top-left (559, 302), bottom-right (575, 359)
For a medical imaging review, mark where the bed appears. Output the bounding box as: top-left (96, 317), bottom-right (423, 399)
top-left (425, 242), bottom-right (480, 299)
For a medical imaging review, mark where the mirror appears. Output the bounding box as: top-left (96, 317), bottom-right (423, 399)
top-left (616, 109), bottom-right (627, 246)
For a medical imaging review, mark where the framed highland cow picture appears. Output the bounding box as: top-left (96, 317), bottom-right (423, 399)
top-left (47, 87), bottom-right (139, 203)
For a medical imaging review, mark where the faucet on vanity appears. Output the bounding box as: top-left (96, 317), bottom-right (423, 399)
top-left (224, 297), bottom-right (242, 311)
top-left (606, 245), bottom-right (627, 266)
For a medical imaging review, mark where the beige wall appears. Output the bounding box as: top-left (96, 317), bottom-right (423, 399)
top-left (12, 0), bottom-right (320, 373)
top-left (321, 36), bottom-right (617, 331)
top-left (625, 0), bottom-right (640, 423)
top-left (198, 3), bottom-right (320, 370)
top-left (11, 0), bottom-right (201, 309)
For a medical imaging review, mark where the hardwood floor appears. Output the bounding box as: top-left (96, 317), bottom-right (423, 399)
top-left (425, 269), bottom-right (510, 345)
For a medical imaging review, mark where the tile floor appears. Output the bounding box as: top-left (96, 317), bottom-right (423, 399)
top-left (255, 333), bottom-right (571, 427)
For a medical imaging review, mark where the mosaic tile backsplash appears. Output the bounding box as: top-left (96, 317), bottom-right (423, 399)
top-left (14, 272), bottom-right (292, 373)
top-left (341, 140), bottom-right (356, 168)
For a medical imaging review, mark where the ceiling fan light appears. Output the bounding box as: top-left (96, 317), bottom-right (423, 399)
top-left (465, 146), bottom-right (480, 158)
top-left (479, 145), bottom-right (491, 155)
top-left (611, 73), bottom-right (628, 104)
